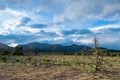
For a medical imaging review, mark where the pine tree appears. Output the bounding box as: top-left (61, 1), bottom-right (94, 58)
top-left (12, 46), bottom-right (24, 55)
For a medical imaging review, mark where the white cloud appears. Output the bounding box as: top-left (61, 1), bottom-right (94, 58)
top-left (6, 8), bottom-right (26, 17)
top-left (70, 34), bottom-right (86, 37)
top-left (72, 37), bottom-right (93, 44)
top-left (54, 36), bottom-right (65, 41)
top-left (21, 26), bottom-right (40, 34)
top-left (0, 18), bottom-right (21, 35)
top-left (53, 15), bottom-right (64, 23)
top-left (6, 39), bottom-right (18, 47)
top-left (97, 33), bottom-right (120, 43)
top-left (44, 23), bottom-right (64, 36)
top-left (0, 8), bottom-right (27, 18)
top-left (51, 0), bottom-right (120, 23)
top-left (2, 19), bottom-right (21, 30)
top-left (0, 17), bottom-right (40, 35)
top-left (89, 24), bottom-right (120, 33)
top-left (8, 43), bottom-right (18, 47)
top-left (79, 39), bottom-right (93, 44)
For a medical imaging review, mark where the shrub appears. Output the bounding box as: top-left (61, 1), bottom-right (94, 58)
top-left (15, 58), bottom-right (21, 63)
top-left (1, 56), bottom-right (7, 63)
top-left (0, 50), bottom-right (11, 55)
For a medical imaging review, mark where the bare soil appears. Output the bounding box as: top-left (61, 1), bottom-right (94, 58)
top-left (0, 64), bottom-right (119, 80)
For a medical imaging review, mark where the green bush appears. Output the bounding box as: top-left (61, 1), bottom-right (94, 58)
top-left (0, 50), bottom-right (11, 55)
top-left (15, 58), bottom-right (21, 63)
top-left (1, 56), bottom-right (7, 63)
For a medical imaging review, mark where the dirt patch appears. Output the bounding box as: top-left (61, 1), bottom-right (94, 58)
top-left (0, 64), bottom-right (119, 80)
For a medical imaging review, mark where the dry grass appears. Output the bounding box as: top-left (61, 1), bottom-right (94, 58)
top-left (0, 55), bottom-right (120, 80)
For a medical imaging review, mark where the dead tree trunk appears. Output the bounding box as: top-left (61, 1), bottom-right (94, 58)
top-left (94, 36), bottom-right (101, 71)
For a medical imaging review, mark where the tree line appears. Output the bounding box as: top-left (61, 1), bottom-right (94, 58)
top-left (0, 46), bottom-right (120, 56)
top-left (0, 46), bottom-right (23, 55)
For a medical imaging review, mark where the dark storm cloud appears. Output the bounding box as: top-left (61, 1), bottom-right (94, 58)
top-left (29, 24), bottom-right (47, 28)
top-left (61, 29), bottom-right (93, 35)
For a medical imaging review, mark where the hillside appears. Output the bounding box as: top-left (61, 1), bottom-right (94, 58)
top-left (19, 43), bottom-right (92, 52)
top-left (0, 43), bottom-right (12, 51)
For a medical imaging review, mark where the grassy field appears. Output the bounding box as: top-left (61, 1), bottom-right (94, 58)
top-left (0, 55), bottom-right (120, 80)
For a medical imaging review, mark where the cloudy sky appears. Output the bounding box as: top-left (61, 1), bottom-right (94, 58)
top-left (0, 0), bottom-right (120, 49)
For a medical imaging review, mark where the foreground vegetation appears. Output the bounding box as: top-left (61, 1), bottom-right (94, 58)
top-left (0, 55), bottom-right (120, 80)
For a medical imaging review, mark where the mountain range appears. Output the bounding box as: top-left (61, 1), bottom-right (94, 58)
top-left (0, 43), bottom-right (92, 52)
top-left (19, 43), bottom-right (92, 52)
top-left (0, 43), bottom-right (119, 53)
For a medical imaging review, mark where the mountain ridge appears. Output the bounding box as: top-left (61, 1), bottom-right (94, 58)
top-left (0, 43), bottom-right (120, 53)
top-left (19, 42), bottom-right (92, 52)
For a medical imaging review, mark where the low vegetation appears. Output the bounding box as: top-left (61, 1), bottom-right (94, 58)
top-left (0, 55), bottom-right (119, 80)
